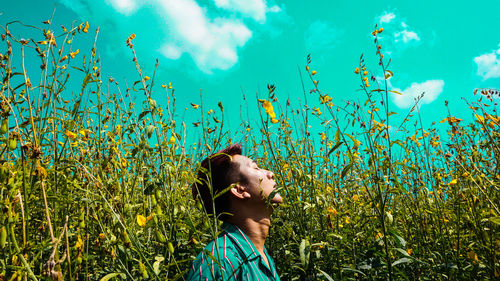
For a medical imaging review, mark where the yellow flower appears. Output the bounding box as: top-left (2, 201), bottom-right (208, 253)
top-left (99, 233), bottom-right (105, 240)
top-left (375, 232), bottom-right (383, 239)
top-left (65, 130), bottom-right (78, 140)
top-left (169, 135), bottom-right (176, 144)
top-left (82, 21), bottom-right (89, 33)
top-left (259, 99), bottom-right (277, 120)
top-left (328, 207), bottom-right (337, 216)
top-left (320, 132), bottom-right (326, 141)
top-left (363, 71), bottom-right (368, 76)
top-left (312, 70), bottom-right (317, 75)
top-left (144, 76), bottom-right (150, 81)
top-left (121, 157), bottom-right (127, 168)
top-left (168, 82), bottom-right (173, 89)
top-left (467, 250), bottom-right (478, 262)
top-left (320, 95), bottom-right (332, 104)
top-left (449, 179), bottom-right (458, 186)
top-left (69, 49), bottom-right (79, 59)
top-left (75, 235), bottom-right (84, 249)
top-left (378, 27), bottom-right (384, 33)
top-left (344, 216), bottom-right (350, 224)
top-left (407, 248), bottom-right (413, 255)
top-left (352, 194), bottom-right (359, 202)
top-left (354, 67), bottom-right (359, 74)
top-left (136, 214), bottom-right (147, 227)
top-left (191, 103), bottom-right (199, 109)
top-left (305, 65), bottom-right (309, 71)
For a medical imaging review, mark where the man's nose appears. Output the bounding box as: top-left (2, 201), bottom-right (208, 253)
top-left (267, 170), bottom-right (274, 179)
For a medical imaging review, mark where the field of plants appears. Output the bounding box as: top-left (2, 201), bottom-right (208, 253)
top-left (0, 19), bottom-right (499, 281)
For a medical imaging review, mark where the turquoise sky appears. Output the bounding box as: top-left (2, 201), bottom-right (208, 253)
top-left (2, 0), bottom-right (499, 143)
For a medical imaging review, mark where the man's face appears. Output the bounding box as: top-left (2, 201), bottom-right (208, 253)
top-left (232, 155), bottom-right (283, 204)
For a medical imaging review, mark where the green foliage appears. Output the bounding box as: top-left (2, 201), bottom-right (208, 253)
top-left (0, 21), bottom-right (499, 281)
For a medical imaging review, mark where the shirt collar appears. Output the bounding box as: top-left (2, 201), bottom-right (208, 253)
top-left (222, 222), bottom-right (260, 261)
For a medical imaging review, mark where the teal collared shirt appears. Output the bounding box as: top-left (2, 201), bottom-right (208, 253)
top-left (186, 223), bottom-right (280, 281)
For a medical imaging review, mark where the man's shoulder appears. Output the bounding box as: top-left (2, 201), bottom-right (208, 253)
top-left (186, 232), bottom-right (245, 281)
top-left (201, 232), bottom-right (243, 260)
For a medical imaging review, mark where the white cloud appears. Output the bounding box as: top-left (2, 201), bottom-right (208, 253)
top-left (379, 12), bottom-right (395, 23)
top-left (107, 0), bottom-right (136, 15)
top-left (394, 29), bottom-right (420, 43)
top-left (156, 0), bottom-right (252, 72)
top-left (474, 45), bottom-right (500, 80)
top-left (392, 80), bottom-right (444, 108)
top-left (213, 0), bottom-right (276, 22)
top-left (375, 12), bottom-right (421, 50)
top-left (59, 0), bottom-right (282, 73)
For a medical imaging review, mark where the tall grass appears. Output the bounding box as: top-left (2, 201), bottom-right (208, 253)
top-left (0, 20), bottom-right (498, 281)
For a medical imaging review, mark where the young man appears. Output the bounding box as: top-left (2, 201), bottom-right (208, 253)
top-left (186, 144), bottom-right (282, 281)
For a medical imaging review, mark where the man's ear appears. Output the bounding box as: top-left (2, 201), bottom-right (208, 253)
top-left (230, 183), bottom-right (251, 199)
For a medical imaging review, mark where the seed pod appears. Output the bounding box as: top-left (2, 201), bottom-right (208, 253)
top-left (0, 119), bottom-right (7, 134)
top-left (155, 230), bottom-right (166, 243)
top-left (155, 205), bottom-right (163, 216)
top-left (139, 261), bottom-right (148, 279)
top-left (0, 226), bottom-right (7, 248)
top-left (167, 241), bottom-right (174, 254)
top-left (123, 231), bottom-right (132, 247)
top-left (0, 164), bottom-right (7, 181)
top-left (8, 138), bottom-right (16, 150)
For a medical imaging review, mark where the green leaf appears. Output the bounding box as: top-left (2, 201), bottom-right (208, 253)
top-left (341, 267), bottom-right (366, 276)
top-left (388, 90), bottom-right (403, 95)
top-left (299, 239), bottom-right (310, 269)
top-left (317, 269), bottom-right (335, 281)
top-left (100, 272), bottom-right (122, 281)
top-left (341, 163), bottom-right (353, 179)
top-left (489, 216), bottom-right (500, 225)
top-left (327, 141), bottom-right (343, 156)
top-left (82, 73), bottom-right (92, 91)
top-left (392, 257), bottom-right (412, 267)
top-left (138, 110), bottom-right (151, 121)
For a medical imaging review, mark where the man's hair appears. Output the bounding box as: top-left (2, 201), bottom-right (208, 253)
top-left (192, 144), bottom-right (243, 219)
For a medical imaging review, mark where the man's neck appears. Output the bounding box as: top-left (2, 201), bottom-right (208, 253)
top-left (228, 217), bottom-right (270, 254)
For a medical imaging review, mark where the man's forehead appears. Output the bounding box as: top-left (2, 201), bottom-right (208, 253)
top-left (232, 154), bottom-right (253, 164)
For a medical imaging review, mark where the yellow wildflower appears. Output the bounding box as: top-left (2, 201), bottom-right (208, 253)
top-left (354, 67), bottom-right (359, 74)
top-left (69, 49), bottom-right (79, 59)
top-left (136, 214), bottom-right (147, 227)
top-left (449, 179), bottom-right (457, 186)
top-left (65, 130), bottom-right (77, 140)
top-left (144, 76), bottom-right (150, 81)
top-left (352, 194), bottom-right (359, 202)
top-left (83, 21), bottom-right (89, 33)
top-left (328, 207), bottom-right (337, 216)
top-left (312, 70), bottom-right (317, 75)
